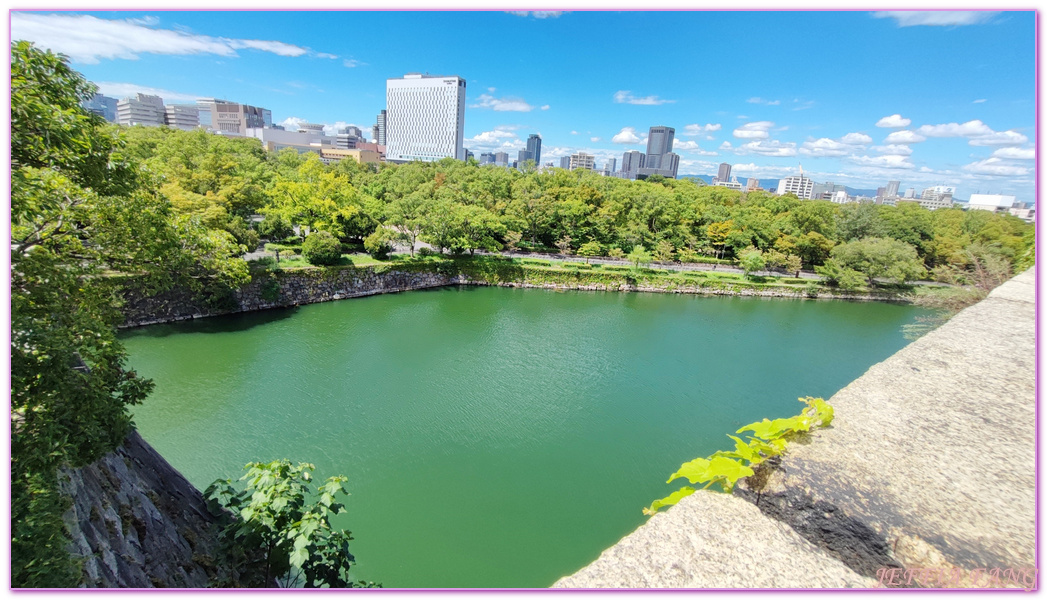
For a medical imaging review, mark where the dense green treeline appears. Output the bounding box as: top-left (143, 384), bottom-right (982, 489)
top-left (119, 124), bottom-right (1033, 288)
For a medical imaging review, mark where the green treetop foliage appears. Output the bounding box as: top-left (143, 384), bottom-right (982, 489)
top-left (828, 237), bottom-right (927, 286)
top-left (738, 246), bottom-right (767, 279)
top-left (10, 40), bottom-right (249, 587)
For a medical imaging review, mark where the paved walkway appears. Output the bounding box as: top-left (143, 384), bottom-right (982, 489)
top-left (555, 268), bottom-right (1035, 588)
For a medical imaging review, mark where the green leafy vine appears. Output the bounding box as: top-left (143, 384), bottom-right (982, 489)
top-left (643, 397), bottom-right (834, 515)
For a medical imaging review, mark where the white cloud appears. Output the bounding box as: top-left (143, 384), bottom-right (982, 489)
top-left (279, 117), bottom-right (306, 131)
top-left (733, 121), bottom-right (774, 139)
top-left (872, 11), bottom-right (999, 27)
top-left (93, 81), bottom-right (200, 102)
top-left (611, 127), bottom-right (641, 144)
top-left (540, 105), bottom-right (550, 110)
top-left (792, 99), bottom-right (816, 111)
top-left (840, 132), bottom-right (873, 145)
top-left (747, 97), bottom-right (780, 105)
top-left (871, 144), bottom-right (914, 156)
top-left (487, 87), bottom-right (496, 92)
top-left (799, 138), bottom-right (851, 157)
top-left (914, 120), bottom-right (1029, 146)
top-left (963, 157), bottom-right (1031, 176)
top-left (916, 119), bottom-right (993, 138)
top-left (875, 114), bottom-right (911, 128)
top-left (466, 128), bottom-right (519, 151)
top-left (506, 11), bottom-right (564, 18)
top-left (973, 99), bottom-right (987, 103)
top-left (734, 140), bottom-right (797, 157)
top-left (674, 140), bottom-right (701, 150)
top-left (11, 13), bottom-right (328, 64)
top-left (968, 130), bottom-right (1029, 146)
top-left (719, 141), bottom-right (733, 150)
top-left (849, 154), bottom-right (914, 169)
top-left (991, 147), bottom-right (1035, 160)
top-left (315, 52), bottom-right (338, 59)
top-left (884, 130), bottom-right (927, 144)
top-left (343, 59), bottom-right (364, 68)
top-left (590, 137), bottom-right (601, 142)
top-left (613, 90), bottom-right (675, 105)
top-left (127, 16), bottom-right (160, 26)
top-left (470, 94), bottom-right (535, 112)
top-left (683, 123), bottom-right (721, 136)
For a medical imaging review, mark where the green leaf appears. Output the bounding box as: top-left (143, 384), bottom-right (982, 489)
top-left (667, 457), bottom-right (711, 484)
top-left (704, 456), bottom-right (754, 491)
top-left (643, 486), bottom-right (696, 515)
top-left (726, 435), bottom-right (759, 463)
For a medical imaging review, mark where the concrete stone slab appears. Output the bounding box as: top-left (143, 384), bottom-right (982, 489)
top-left (553, 490), bottom-right (877, 588)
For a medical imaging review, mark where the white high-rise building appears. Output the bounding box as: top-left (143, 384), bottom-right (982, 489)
top-left (386, 73), bottom-right (466, 163)
top-left (919, 185), bottom-right (956, 211)
top-left (116, 93), bottom-right (165, 127)
top-left (569, 152), bottom-right (596, 170)
top-left (777, 167), bottom-right (815, 200)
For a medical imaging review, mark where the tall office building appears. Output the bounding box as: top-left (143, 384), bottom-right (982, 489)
top-left (375, 110), bottom-right (387, 145)
top-left (560, 156), bottom-right (572, 169)
top-left (116, 93), bottom-right (165, 126)
top-left (164, 104), bottom-right (200, 130)
top-left (745, 177), bottom-right (760, 191)
top-left (479, 152), bottom-right (496, 164)
top-left (517, 149), bottom-right (533, 165)
top-left (494, 151), bottom-right (509, 166)
top-left (885, 180), bottom-right (901, 198)
top-left (621, 150), bottom-right (645, 175)
top-left (83, 93), bottom-right (118, 122)
top-left (526, 134), bottom-right (542, 166)
top-left (717, 163), bottom-right (732, 183)
top-left (386, 73), bottom-right (466, 162)
top-left (632, 126), bottom-right (679, 178)
top-left (605, 158), bottom-right (617, 173)
top-left (644, 126), bottom-right (675, 169)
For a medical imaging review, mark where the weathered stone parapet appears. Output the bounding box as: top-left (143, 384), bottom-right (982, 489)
top-left (556, 269), bottom-right (1035, 589)
top-left (552, 490), bottom-right (877, 588)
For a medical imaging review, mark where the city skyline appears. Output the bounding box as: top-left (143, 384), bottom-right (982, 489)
top-left (10, 9), bottom-right (1036, 202)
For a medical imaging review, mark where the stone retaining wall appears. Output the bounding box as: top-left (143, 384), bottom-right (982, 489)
top-left (121, 266), bottom-right (904, 328)
top-left (59, 431), bottom-right (243, 587)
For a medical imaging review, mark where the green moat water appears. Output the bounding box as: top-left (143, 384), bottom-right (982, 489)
top-left (123, 286), bottom-right (927, 588)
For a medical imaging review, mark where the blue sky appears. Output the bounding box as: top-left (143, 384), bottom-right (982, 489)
top-left (10, 10), bottom-right (1036, 202)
